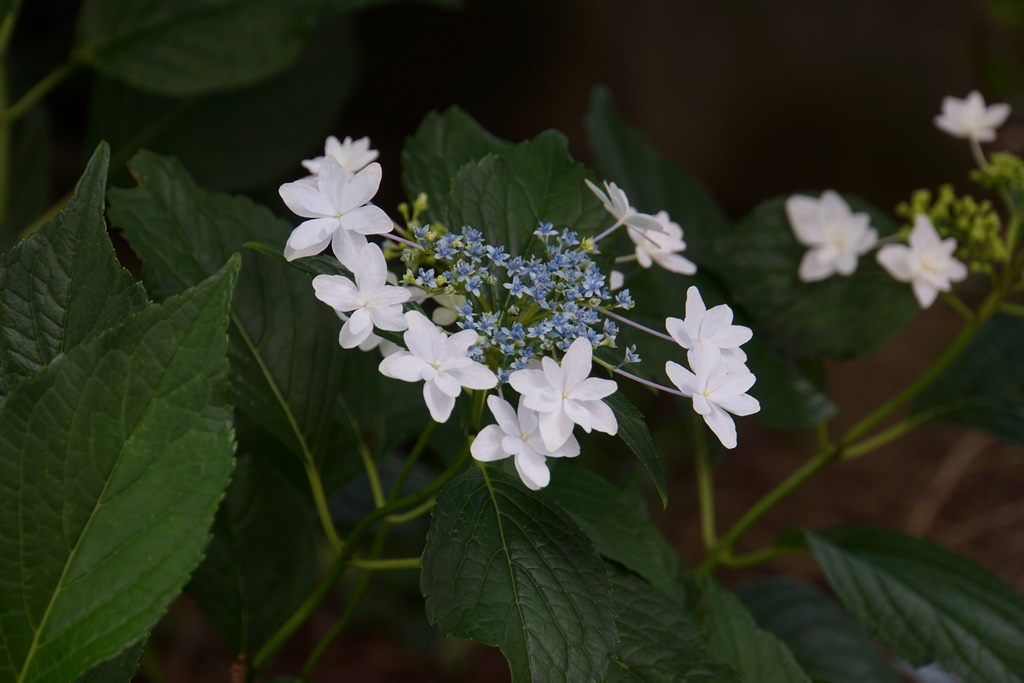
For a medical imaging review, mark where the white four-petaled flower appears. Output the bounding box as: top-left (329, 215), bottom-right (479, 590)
top-left (934, 91), bottom-right (1011, 143)
top-left (279, 157), bottom-right (393, 262)
top-left (312, 243), bottom-right (410, 349)
top-left (302, 135), bottom-right (379, 177)
top-left (876, 214), bottom-right (968, 309)
top-left (666, 348), bottom-right (760, 450)
top-left (585, 178), bottom-right (665, 235)
top-left (379, 311), bottom-right (497, 423)
top-left (665, 286), bottom-right (752, 366)
top-left (508, 337), bottom-right (618, 451)
top-left (471, 396), bottom-right (580, 490)
top-left (628, 210), bottom-right (697, 275)
top-left (786, 190), bottom-right (878, 282)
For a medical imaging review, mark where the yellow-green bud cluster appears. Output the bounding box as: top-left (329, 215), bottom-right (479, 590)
top-left (970, 152), bottom-right (1024, 194)
top-left (896, 185), bottom-right (1008, 274)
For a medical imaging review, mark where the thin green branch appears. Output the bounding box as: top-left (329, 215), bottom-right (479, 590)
top-left (717, 546), bottom-right (803, 570)
top-left (940, 291), bottom-right (975, 321)
top-left (386, 497), bottom-right (435, 524)
top-left (339, 395), bottom-right (385, 508)
top-left (999, 302), bottom-right (1024, 317)
top-left (0, 1), bottom-right (22, 60)
top-left (389, 420), bottom-right (436, 500)
top-left (692, 412), bottom-right (716, 550)
top-left (348, 556), bottom-right (421, 571)
top-left (1, 62), bottom-right (79, 125)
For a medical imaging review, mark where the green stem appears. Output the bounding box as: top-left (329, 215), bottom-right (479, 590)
top-left (941, 291), bottom-right (975, 321)
top-left (385, 496), bottom-right (435, 524)
top-left (305, 461), bottom-right (343, 553)
top-left (698, 447), bottom-right (837, 575)
top-left (999, 302), bottom-right (1024, 317)
top-left (250, 556), bottom-right (349, 671)
top-left (842, 410), bottom-right (938, 460)
top-left (970, 137), bottom-right (989, 171)
top-left (0, 2), bottom-right (22, 60)
top-left (389, 420), bottom-right (436, 500)
top-left (348, 556), bottom-right (421, 570)
top-left (692, 412), bottom-right (716, 549)
top-left (717, 546), bottom-right (802, 569)
top-left (839, 289), bottom-right (1000, 447)
top-left (339, 395), bottom-right (385, 508)
top-left (0, 55), bottom-right (8, 234)
top-left (1, 61), bottom-right (79, 125)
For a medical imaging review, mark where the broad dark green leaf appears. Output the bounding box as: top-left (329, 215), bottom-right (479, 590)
top-left (446, 131), bottom-right (606, 259)
top-left (0, 259), bottom-right (238, 683)
top-left (584, 91), bottom-right (834, 429)
top-left (189, 454), bottom-right (317, 658)
top-left (74, 0), bottom-right (320, 96)
top-left (585, 85), bottom-right (729, 263)
top-left (807, 527), bottom-right (1024, 683)
top-left (108, 151), bottom-right (346, 462)
top-left (545, 465), bottom-right (690, 606)
top-left (73, 640), bottom-right (145, 683)
top-left (401, 106), bottom-right (508, 222)
top-left (607, 567), bottom-right (740, 683)
top-left (706, 584), bottom-right (813, 683)
top-left (421, 467), bottom-right (616, 682)
top-left (735, 577), bottom-right (899, 683)
top-left (86, 17), bottom-right (357, 191)
top-left (713, 196), bottom-right (917, 359)
top-left (914, 314), bottom-right (1024, 445)
top-left (0, 142), bottom-right (146, 401)
top-left (605, 391), bottom-right (668, 506)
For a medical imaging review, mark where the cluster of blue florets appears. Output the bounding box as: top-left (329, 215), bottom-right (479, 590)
top-left (405, 222), bottom-right (639, 382)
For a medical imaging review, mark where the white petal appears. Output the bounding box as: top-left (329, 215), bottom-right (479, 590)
top-left (339, 162), bottom-right (382, 213)
top-left (538, 408), bottom-right (575, 452)
top-left (317, 156), bottom-right (349, 213)
top-left (665, 316), bottom-right (692, 349)
top-left (569, 376), bottom-right (617, 402)
top-left (514, 449), bottom-right (550, 490)
top-left (330, 228), bottom-right (367, 265)
top-left (559, 337), bottom-right (594, 391)
top-left (785, 194), bottom-right (823, 245)
top-left (487, 395), bottom-right (520, 436)
top-left (577, 399), bottom-right (617, 435)
top-left (717, 392), bottom-right (761, 417)
top-left (403, 310), bottom-right (440, 359)
top-left (312, 274), bottom-right (360, 311)
top-left (548, 433), bottom-right (580, 459)
top-left (798, 247), bottom-right (838, 282)
top-left (369, 304), bottom-right (408, 332)
top-left (423, 381), bottom-right (456, 423)
top-left (446, 362), bottom-right (498, 390)
top-left (508, 368), bottom-right (550, 395)
top-left (877, 245), bottom-right (914, 281)
top-left (285, 217), bottom-right (337, 256)
top-left (665, 361), bottom-right (698, 396)
top-left (339, 309), bottom-right (373, 348)
top-left (379, 352), bottom-right (429, 382)
top-left (585, 178), bottom-right (616, 216)
top-left (339, 205), bottom-right (394, 236)
top-left (912, 279), bottom-right (939, 309)
top-left (354, 242), bottom-right (388, 290)
top-left (703, 403), bottom-right (738, 449)
top-left (563, 399), bottom-right (594, 432)
top-left (279, 181), bottom-right (333, 218)
top-left (652, 251), bottom-right (697, 275)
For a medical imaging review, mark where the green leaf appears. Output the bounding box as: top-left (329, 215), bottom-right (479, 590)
top-left (108, 151), bottom-right (347, 462)
top-left (807, 527), bottom-right (1024, 683)
top-left (713, 196), bottom-right (917, 359)
top-left (73, 641), bottom-right (145, 683)
top-left (401, 106), bottom-right (509, 222)
top-left (0, 258), bottom-right (238, 683)
top-left (735, 577), bottom-right (899, 683)
top-left (0, 142), bottom-right (147, 401)
top-left (446, 131), bottom-right (606, 259)
top-left (421, 467), bottom-right (616, 682)
top-left (86, 17), bottom-right (357, 191)
top-left (914, 313), bottom-right (1024, 445)
top-left (604, 392), bottom-right (668, 507)
top-left (189, 454), bottom-right (317, 658)
top-left (545, 465), bottom-right (691, 606)
top-left (74, 0), bottom-right (320, 96)
top-left (585, 85), bottom-right (729, 263)
top-left (706, 584), bottom-right (813, 683)
top-left (607, 566), bottom-right (740, 683)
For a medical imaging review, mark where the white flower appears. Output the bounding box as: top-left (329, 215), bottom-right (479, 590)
top-left (628, 210), bottom-right (697, 275)
top-left (585, 178), bottom-right (665, 234)
top-left (876, 214), bottom-right (968, 309)
top-left (508, 337), bottom-right (618, 451)
top-left (431, 294), bottom-right (466, 326)
top-left (934, 91), bottom-right (1010, 142)
top-left (312, 243), bottom-right (410, 348)
top-left (609, 270), bottom-right (625, 291)
top-left (279, 157), bottom-right (393, 262)
top-left (785, 190), bottom-right (878, 282)
top-left (379, 311), bottom-right (497, 423)
top-left (666, 348), bottom-right (759, 449)
top-left (665, 286), bottom-right (752, 366)
top-left (302, 135), bottom-right (379, 177)
top-left (471, 396), bottom-right (580, 490)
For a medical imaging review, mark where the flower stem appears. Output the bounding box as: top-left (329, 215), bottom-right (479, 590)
top-left (348, 556), bottom-right (421, 570)
top-left (593, 219), bottom-right (624, 244)
top-left (593, 357), bottom-right (689, 398)
top-left (1, 61), bottom-right (79, 125)
top-left (389, 420), bottom-right (436, 499)
top-left (600, 308), bottom-right (675, 342)
top-left (692, 412), bottom-right (717, 549)
top-left (305, 461), bottom-right (344, 553)
top-left (717, 546), bottom-right (802, 569)
top-left (339, 395), bottom-right (386, 508)
top-left (386, 497), bottom-right (435, 524)
top-left (382, 231), bottom-right (424, 250)
top-left (940, 291), bottom-right (974, 321)
top-left (999, 302), bottom-right (1024, 317)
